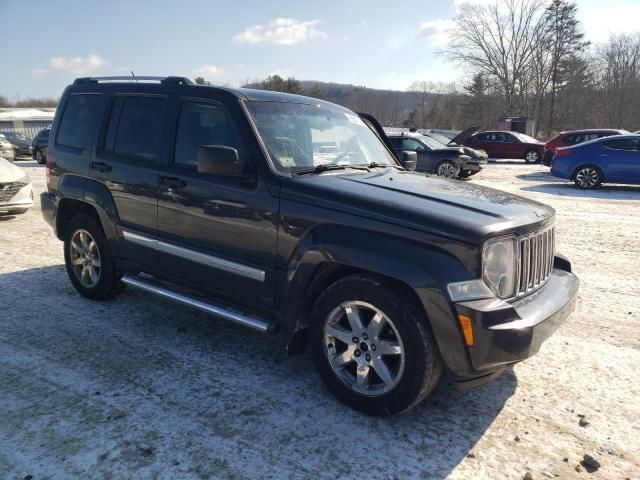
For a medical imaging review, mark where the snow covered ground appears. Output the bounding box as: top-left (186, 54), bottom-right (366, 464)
top-left (1, 160), bottom-right (638, 479)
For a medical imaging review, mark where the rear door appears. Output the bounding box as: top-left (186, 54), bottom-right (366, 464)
top-left (155, 95), bottom-right (278, 308)
top-left (602, 138), bottom-right (640, 183)
top-left (90, 93), bottom-right (168, 268)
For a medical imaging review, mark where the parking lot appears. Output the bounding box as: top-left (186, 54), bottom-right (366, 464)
top-left (1, 161), bottom-right (638, 479)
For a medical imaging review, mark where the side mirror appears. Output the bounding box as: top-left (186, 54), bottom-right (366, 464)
top-left (401, 151), bottom-right (417, 171)
top-left (197, 145), bottom-right (245, 177)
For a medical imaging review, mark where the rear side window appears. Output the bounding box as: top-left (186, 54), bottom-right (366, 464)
top-left (603, 138), bottom-right (639, 151)
top-left (56, 94), bottom-right (102, 149)
top-left (103, 95), bottom-right (166, 160)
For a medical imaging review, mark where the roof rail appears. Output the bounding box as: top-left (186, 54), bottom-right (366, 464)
top-left (73, 76), bottom-right (193, 86)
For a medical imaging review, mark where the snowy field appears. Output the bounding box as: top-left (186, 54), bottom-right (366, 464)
top-left (1, 160), bottom-right (639, 479)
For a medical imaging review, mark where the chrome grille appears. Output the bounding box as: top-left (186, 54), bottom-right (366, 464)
top-left (0, 182), bottom-right (25, 202)
top-left (515, 226), bottom-right (555, 298)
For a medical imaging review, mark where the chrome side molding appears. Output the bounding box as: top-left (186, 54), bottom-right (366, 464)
top-left (121, 229), bottom-right (265, 282)
top-left (121, 274), bottom-right (275, 334)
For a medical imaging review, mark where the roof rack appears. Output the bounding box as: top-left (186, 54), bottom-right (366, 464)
top-left (73, 76), bottom-right (193, 86)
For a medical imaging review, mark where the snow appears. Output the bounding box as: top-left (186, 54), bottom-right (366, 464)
top-left (0, 160), bottom-right (638, 479)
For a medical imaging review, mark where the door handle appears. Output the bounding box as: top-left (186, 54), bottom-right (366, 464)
top-left (89, 162), bottom-right (112, 172)
top-left (159, 176), bottom-right (187, 189)
top-left (601, 154), bottom-right (608, 157)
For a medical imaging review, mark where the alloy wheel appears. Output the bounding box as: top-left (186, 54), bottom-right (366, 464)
top-left (436, 162), bottom-right (457, 178)
top-left (36, 150), bottom-right (43, 163)
top-left (525, 151), bottom-right (539, 163)
top-left (323, 301), bottom-right (405, 397)
top-left (575, 168), bottom-right (600, 188)
top-left (69, 229), bottom-right (102, 288)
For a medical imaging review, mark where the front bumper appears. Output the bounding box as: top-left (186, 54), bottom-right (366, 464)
top-left (0, 183), bottom-right (33, 214)
top-left (452, 268), bottom-right (579, 386)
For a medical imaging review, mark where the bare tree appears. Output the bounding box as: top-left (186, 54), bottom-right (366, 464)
top-left (446, 0), bottom-right (550, 115)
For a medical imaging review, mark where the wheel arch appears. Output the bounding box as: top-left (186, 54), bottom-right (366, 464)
top-left (571, 163), bottom-right (605, 182)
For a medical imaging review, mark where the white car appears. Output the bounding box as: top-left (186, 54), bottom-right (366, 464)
top-left (0, 136), bottom-right (16, 162)
top-left (0, 156), bottom-right (33, 215)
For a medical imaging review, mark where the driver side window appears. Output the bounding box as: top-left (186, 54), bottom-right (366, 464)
top-left (401, 139), bottom-right (423, 151)
top-left (174, 101), bottom-right (240, 168)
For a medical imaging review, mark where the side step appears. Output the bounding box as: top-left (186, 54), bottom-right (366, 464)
top-left (121, 274), bottom-right (276, 334)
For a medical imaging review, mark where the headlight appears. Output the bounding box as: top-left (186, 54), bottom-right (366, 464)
top-left (482, 237), bottom-right (517, 298)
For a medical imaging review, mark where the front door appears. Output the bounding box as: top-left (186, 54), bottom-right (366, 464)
top-left (156, 97), bottom-right (278, 307)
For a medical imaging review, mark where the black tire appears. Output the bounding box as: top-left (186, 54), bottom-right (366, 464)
top-left (309, 274), bottom-right (442, 415)
top-left (435, 160), bottom-right (460, 178)
top-left (572, 165), bottom-right (603, 189)
top-left (524, 149), bottom-right (540, 163)
top-left (35, 149), bottom-right (45, 164)
top-left (63, 214), bottom-right (123, 300)
top-left (542, 151), bottom-right (552, 167)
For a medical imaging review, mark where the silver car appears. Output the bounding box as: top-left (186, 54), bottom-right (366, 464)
top-left (0, 156), bottom-right (33, 215)
top-left (0, 135), bottom-right (16, 162)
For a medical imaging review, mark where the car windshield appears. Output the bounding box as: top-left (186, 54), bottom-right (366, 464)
top-left (246, 101), bottom-right (397, 173)
top-left (515, 133), bottom-right (539, 143)
top-left (426, 133), bottom-right (451, 146)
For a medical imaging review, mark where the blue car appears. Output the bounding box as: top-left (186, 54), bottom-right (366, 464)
top-left (551, 135), bottom-right (640, 189)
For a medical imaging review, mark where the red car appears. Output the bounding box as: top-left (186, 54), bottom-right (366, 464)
top-left (464, 130), bottom-right (544, 163)
top-left (542, 129), bottom-right (628, 166)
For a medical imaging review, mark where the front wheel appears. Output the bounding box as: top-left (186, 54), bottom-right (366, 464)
top-left (436, 160), bottom-right (460, 178)
top-left (310, 274), bottom-right (442, 415)
top-left (573, 166), bottom-right (603, 189)
top-left (35, 149), bottom-right (45, 164)
top-left (524, 150), bottom-right (540, 163)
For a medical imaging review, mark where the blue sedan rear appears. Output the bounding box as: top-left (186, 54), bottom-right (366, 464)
top-left (551, 135), bottom-right (640, 188)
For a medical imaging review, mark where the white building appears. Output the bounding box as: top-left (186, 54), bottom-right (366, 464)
top-left (0, 108), bottom-right (56, 139)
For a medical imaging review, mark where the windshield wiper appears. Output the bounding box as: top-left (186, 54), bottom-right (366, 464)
top-left (292, 163), bottom-right (350, 175)
top-left (355, 162), bottom-right (403, 170)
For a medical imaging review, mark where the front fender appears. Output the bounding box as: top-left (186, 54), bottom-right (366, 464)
top-left (279, 224), bottom-right (473, 375)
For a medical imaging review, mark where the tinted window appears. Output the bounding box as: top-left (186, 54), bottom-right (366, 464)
top-left (174, 101), bottom-right (240, 167)
top-left (603, 138), bottom-right (640, 151)
top-left (401, 138), bottom-right (423, 151)
top-left (389, 137), bottom-right (402, 148)
top-left (102, 96), bottom-right (166, 159)
top-left (56, 94), bottom-right (102, 149)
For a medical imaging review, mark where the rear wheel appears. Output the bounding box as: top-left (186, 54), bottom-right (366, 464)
top-left (573, 165), bottom-right (603, 189)
top-left (436, 160), bottom-right (459, 178)
top-left (310, 274), bottom-right (442, 415)
top-left (524, 150), bottom-right (540, 163)
top-left (64, 214), bottom-right (123, 299)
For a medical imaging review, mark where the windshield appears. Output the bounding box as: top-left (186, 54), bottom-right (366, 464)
top-left (515, 132), bottom-right (539, 143)
top-left (426, 133), bottom-right (451, 146)
top-left (246, 101), bottom-right (397, 173)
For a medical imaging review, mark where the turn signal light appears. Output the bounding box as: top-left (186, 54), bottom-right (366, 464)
top-left (458, 314), bottom-right (475, 347)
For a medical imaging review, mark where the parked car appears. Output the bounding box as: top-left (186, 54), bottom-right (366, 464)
top-left (0, 135), bottom-right (16, 162)
top-left (422, 131), bottom-right (489, 165)
top-left (387, 133), bottom-right (483, 178)
top-left (0, 131), bottom-right (33, 158)
top-left (543, 129), bottom-right (628, 166)
top-left (32, 128), bottom-right (50, 164)
top-left (464, 130), bottom-right (544, 163)
top-left (0, 156), bottom-right (33, 215)
top-left (551, 134), bottom-right (640, 189)
top-left (41, 76), bottom-right (579, 415)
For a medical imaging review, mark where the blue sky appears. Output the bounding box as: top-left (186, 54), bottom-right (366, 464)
top-left (1, 0), bottom-right (639, 99)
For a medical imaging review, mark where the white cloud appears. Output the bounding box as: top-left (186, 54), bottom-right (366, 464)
top-left (453, 0), bottom-right (493, 12)
top-left (191, 65), bottom-right (225, 78)
top-left (31, 68), bottom-right (49, 75)
top-left (232, 18), bottom-right (327, 45)
top-left (48, 54), bottom-right (106, 75)
top-left (417, 19), bottom-right (455, 47)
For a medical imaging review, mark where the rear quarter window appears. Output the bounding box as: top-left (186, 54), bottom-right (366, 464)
top-left (56, 94), bottom-right (103, 149)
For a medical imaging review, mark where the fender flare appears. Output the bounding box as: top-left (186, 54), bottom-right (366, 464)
top-left (279, 225), bottom-right (472, 373)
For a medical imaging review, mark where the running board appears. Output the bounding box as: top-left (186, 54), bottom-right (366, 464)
top-left (121, 274), bottom-right (276, 334)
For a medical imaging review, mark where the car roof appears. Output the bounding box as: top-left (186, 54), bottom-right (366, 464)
top-left (560, 128), bottom-right (626, 134)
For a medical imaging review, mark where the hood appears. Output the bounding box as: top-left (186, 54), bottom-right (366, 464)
top-left (449, 125), bottom-right (480, 146)
top-left (0, 157), bottom-right (29, 182)
top-left (430, 146), bottom-right (465, 155)
top-left (284, 169), bottom-right (554, 244)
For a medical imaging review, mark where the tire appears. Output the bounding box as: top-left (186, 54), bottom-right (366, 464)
top-left (63, 214), bottom-right (123, 300)
top-left (573, 165), bottom-right (603, 189)
top-left (309, 274), bottom-right (442, 415)
top-left (435, 160), bottom-right (460, 178)
top-left (524, 149), bottom-right (540, 163)
top-left (35, 149), bottom-right (45, 164)
top-left (542, 151), bottom-right (552, 167)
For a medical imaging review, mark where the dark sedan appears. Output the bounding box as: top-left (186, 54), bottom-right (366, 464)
top-left (388, 133), bottom-right (480, 178)
top-left (465, 130), bottom-right (544, 163)
top-left (32, 128), bottom-right (50, 164)
top-left (0, 131), bottom-right (33, 158)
